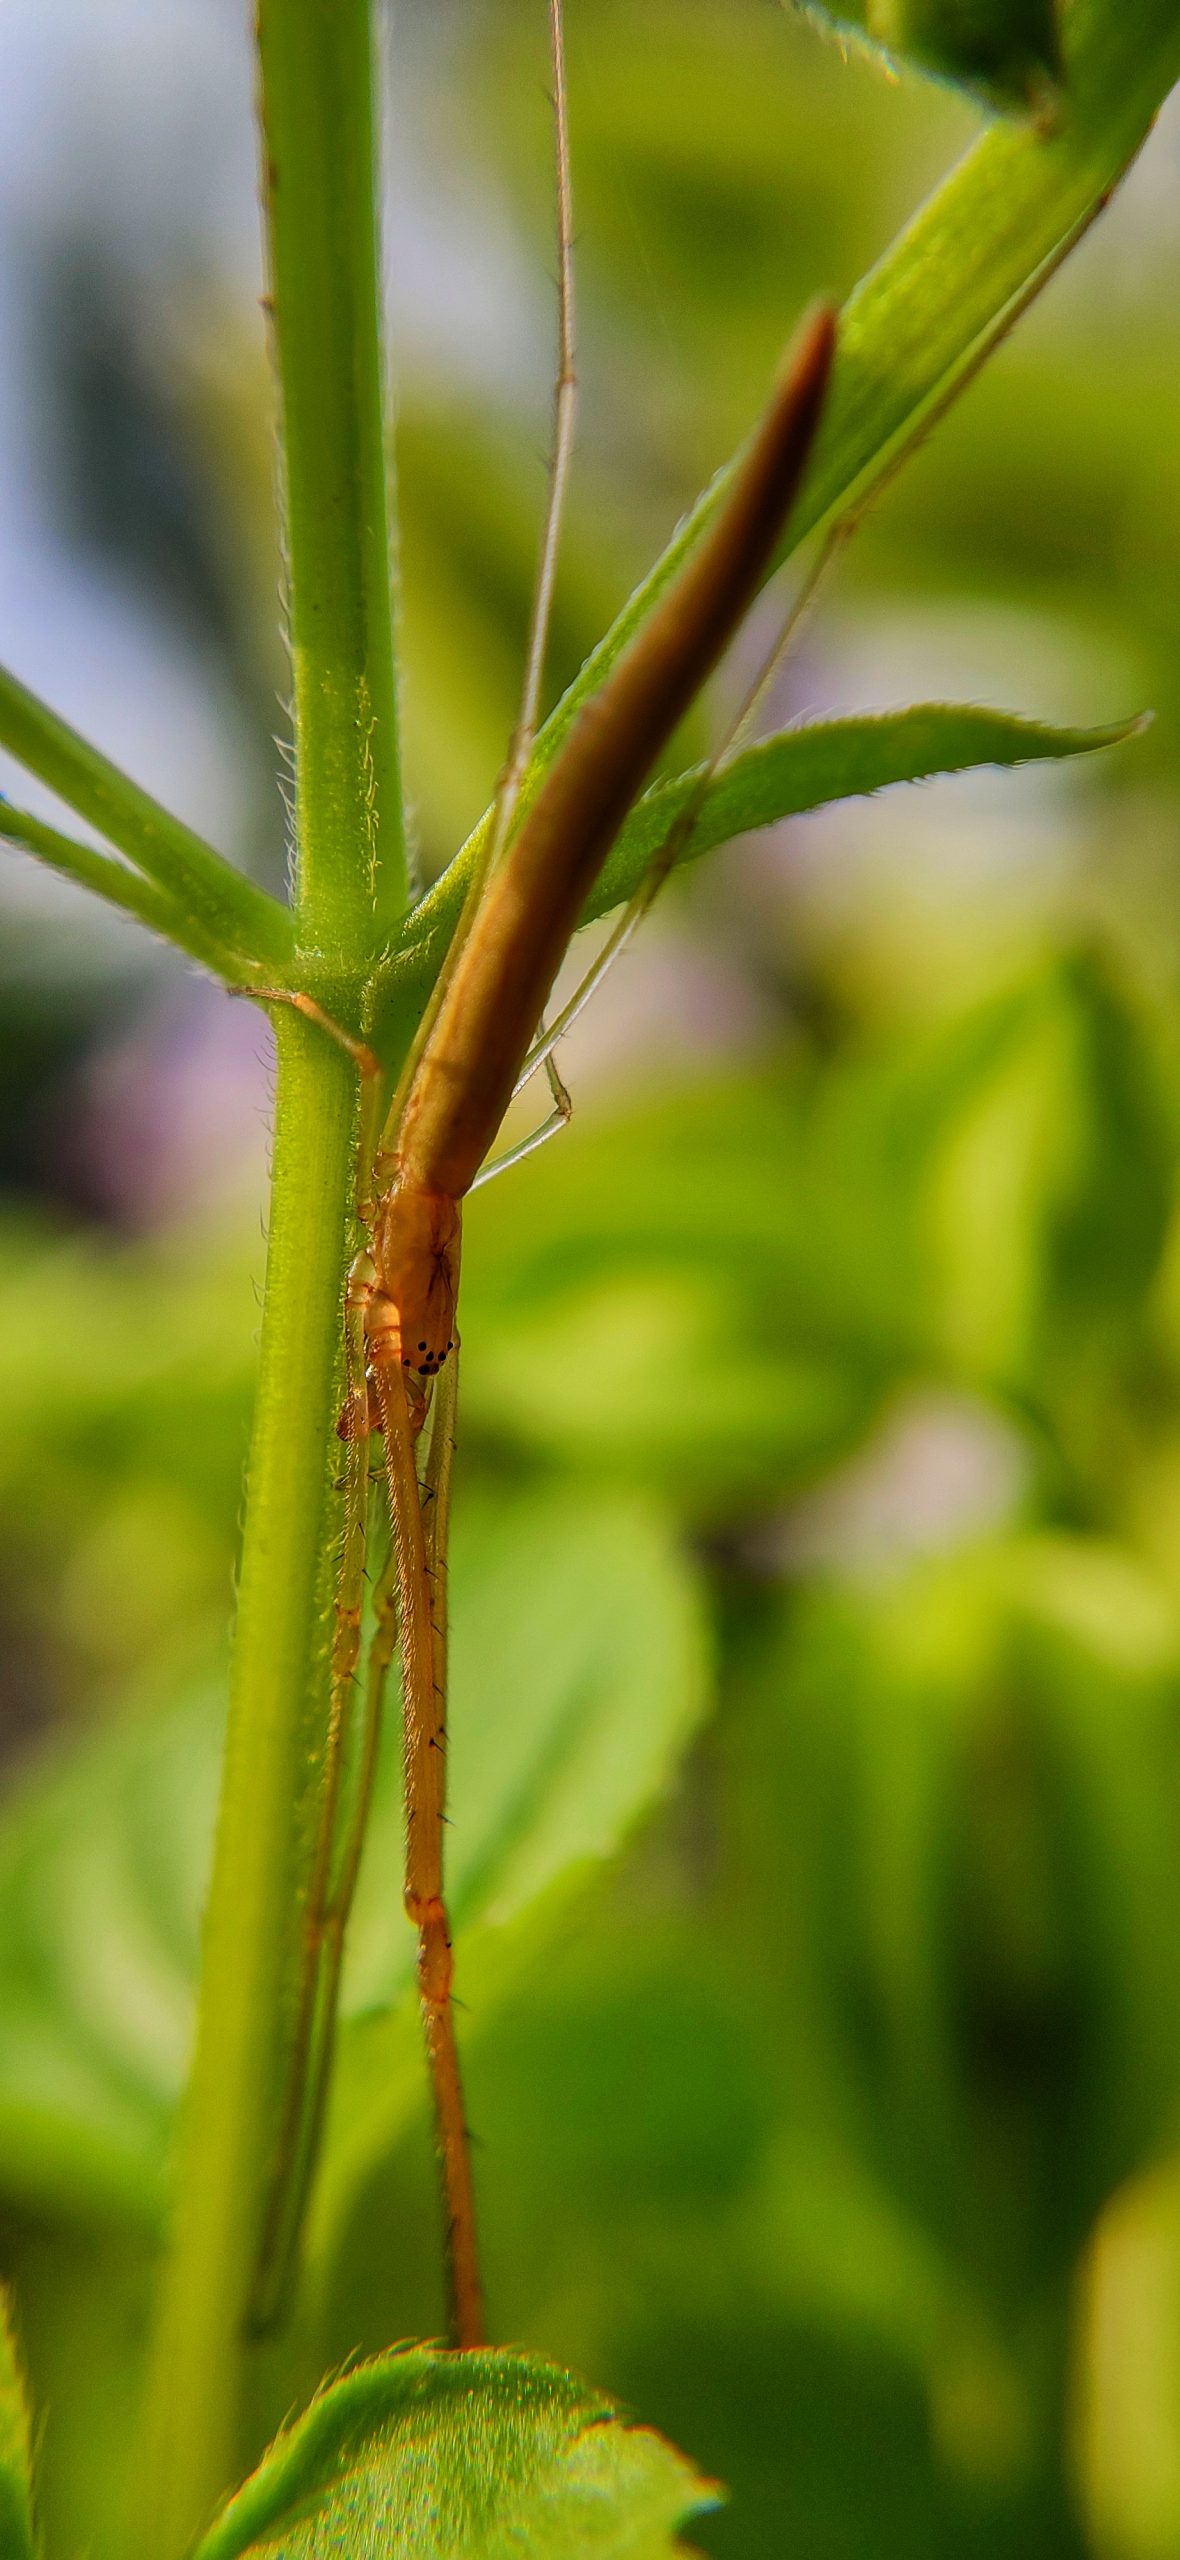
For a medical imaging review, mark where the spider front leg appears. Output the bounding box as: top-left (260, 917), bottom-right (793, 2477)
top-left (468, 1032), bottom-right (573, 1192)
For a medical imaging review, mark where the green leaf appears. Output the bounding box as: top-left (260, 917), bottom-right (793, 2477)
top-left (0, 2294), bottom-right (36, 2560)
top-left (0, 661), bottom-right (292, 973)
top-left (588, 706), bottom-right (1142, 926)
top-left (193, 2348), bottom-right (716, 2560)
top-left (0, 1673), bottom-right (213, 2227)
top-left (795, 0), bottom-right (1063, 116)
top-left (0, 1489), bottom-right (707, 2229)
top-left (0, 800), bottom-right (261, 986)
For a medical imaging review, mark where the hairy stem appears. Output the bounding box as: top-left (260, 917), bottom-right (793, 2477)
top-left (258, 0), bottom-right (407, 959)
top-left (138, 1), bottom-right (408, 2538)
top-left (138, 1016), bottom-right (356, 2559)
top-left (136, 1018), bottom-right (353, 2560)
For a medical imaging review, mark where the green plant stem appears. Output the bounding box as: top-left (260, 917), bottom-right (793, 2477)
top-left (258, 0), bottom-right (408, 962)
top-left (137, 1012), bottom-right (357, 2560)
top-left (139, 3), bottom-right (408, 2545)
top-left (0, 661), bottom-right (290, 969)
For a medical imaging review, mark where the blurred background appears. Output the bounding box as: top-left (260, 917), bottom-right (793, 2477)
top-left (2, 1), bottom-right (1180, 2554)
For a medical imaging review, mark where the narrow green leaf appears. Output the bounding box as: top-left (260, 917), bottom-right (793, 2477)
top-left (0, 2293), bottom-right (36, 2560)
top-left (0, 662), bottom-right (292, 972)
top-left (794, 0), bottom-right (1063, 117)
top-left (588, 705), bottom-right (1143, 924)
top-left (193, 2348), bottom-right (716, 2560)
top-left (388, 699), bottom-right (1141, 1018)
top-left (0, 800), bottom-right (263, 986)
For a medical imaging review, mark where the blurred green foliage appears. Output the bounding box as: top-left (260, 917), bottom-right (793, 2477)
top-left (0, 2291), bottom-right (36, 2560)
top-left (1, 1), bottom-right (1180, 2556)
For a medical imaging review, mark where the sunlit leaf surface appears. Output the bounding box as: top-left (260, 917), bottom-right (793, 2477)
top-left (194, 2351), bottom-right (716, 2560)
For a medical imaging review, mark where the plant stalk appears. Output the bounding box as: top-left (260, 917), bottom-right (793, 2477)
top-left (257, 0), bottom-right (408, 962)
top-left (139, 1), bottom-right (406, 2542)
top-left (137, 1015), bottom-right (357, 2560)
